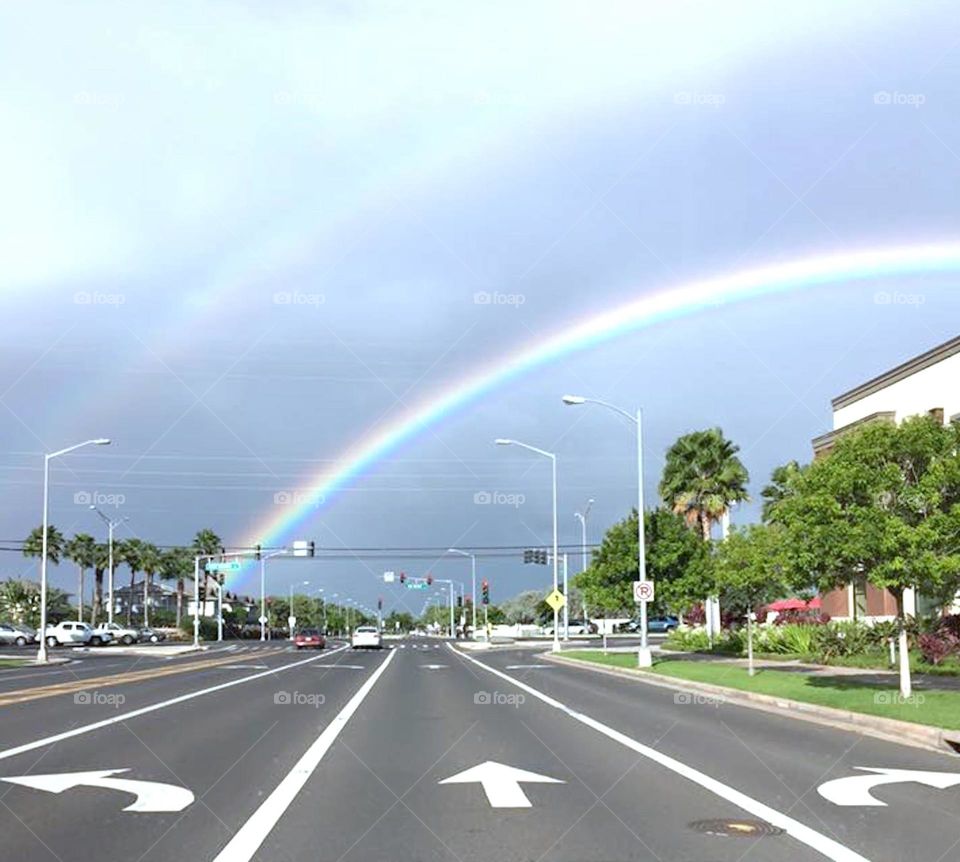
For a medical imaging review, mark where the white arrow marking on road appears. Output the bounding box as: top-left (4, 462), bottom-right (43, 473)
top-left (2, 769), bottom-right (194, 812)
top-left (817, 767), bottom-right (960, 807)
top-left (439, 760), bottom-right (564, 808)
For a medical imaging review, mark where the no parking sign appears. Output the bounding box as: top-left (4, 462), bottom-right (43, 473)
top-left (633, 580), bottom-right (654, 603)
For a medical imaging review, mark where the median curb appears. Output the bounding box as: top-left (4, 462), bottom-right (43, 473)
top-left (543, 652), bottom-right (960, 757)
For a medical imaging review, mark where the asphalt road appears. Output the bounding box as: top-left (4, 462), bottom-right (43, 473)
top-left (0, 637), bottom-right (958, 862)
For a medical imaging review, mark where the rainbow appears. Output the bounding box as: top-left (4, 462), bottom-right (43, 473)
top-left (234, 241), bottom-right (960, 583)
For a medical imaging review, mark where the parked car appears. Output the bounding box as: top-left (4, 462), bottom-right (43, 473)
top-left (0, 623), bottom-right (33, 647)
top-left (618, 615), bottom-right (679, 633)
top-left (138, 627), bottom-right (167, 643)
top-left (294, 628), bottom-right (326, 649)
top-left (544, 620), bottom-right (598, 636)
top-left (94, 622), bottom-right (140, 645)
top-left (43, 621), bottom-right (112, 647)
top-left (351, 626), bottom-right (382, 649)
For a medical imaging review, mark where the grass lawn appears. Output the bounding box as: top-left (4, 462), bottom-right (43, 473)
top-left (562, 650), bottom-right (960, 731)
top-left (0, 659), bottom-right (29, 668)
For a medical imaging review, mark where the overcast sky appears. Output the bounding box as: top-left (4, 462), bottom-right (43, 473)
top-left (3, 1), bottom-right (960, 614)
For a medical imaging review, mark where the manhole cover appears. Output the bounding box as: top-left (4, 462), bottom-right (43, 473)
top-left (688, 818), bottom-right (784, 838)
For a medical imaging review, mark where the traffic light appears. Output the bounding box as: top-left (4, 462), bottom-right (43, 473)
top-left (457, 594), bottom-right (463, 608)
top-left (481, 579), bottom-right (490, 605)
top-left (378, 596), bottom-right (383, 611)
top-left (426, 574), bottom-right (433, 586)
top-left (307, 541), bottom-right (315, 558)
top-left (536, 549), bottom-right (548, 565)
top-left (254, 544), bottom-right (262, 560)
top-left (523, 549), bottom-right (533, 564)
top-left (400, 572), bottom-right (406, 585)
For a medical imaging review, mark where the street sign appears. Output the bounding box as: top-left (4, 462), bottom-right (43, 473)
top-left (258, 615), bottom-right (268, 625)
top-left (406, 582), bottom-right (427, 590)
top-left (205, 561), bottom-right (241, 573)
top-left (439, 761), bottom-right (564, 808)
top-left (545, 589), bottom-right (566, 611)
top-left (633, 580), bottom-right (655, 603)
top-left (383, 571), bottom-right (395, 583)
top-left (818, 768), bottom-right (960, 806)
top-left (287, 616), bottom-right (296, 629)
top-left (1, 769), bottom-right (194, 813)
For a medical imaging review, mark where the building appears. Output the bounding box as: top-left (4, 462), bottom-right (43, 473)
top-left (811, 334), bottom-right (960, 620)
top-left (112, 581), bottom-right (178, 618)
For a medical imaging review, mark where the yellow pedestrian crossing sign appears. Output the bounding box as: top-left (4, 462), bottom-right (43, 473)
top-left (545, 589), bottom-right (566, 611)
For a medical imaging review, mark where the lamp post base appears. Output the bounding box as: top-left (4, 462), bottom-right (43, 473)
top-left (637, 646), bottom-right (653, 668)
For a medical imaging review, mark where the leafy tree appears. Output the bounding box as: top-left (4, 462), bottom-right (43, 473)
top-left (91, 542), bottom-right (110, 624)
top-left (761, 460), bottom-right (804, 523)
top-left (498, 590), bottom-right (550, 625)
top-left (777, 415), bottom-right (960, 696)
top-left (0, 579), bottom-right (72, 628)
top-left (192, 529), bottom-right (223, 620)
top-left (64, 533), bottom-right (97, 621)
top-left (116, 538), bottom-right (145, 625)
top-left (574, 508), bottom-right (714, 619)
top-left (659, 429), bottom-right (749, 540)
top-left (23, 525), bottom-right (65, 566)
top-left (713, 524), bottom-right (790, 674)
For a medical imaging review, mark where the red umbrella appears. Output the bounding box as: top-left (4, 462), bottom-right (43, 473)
top-left (766, 598), bottom-right (808, 612)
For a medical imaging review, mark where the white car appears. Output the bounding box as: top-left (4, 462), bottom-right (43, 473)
top-left (94, 622), bottom-right (140, 645)
top-left (351, 626), bottom-right (382, 649)
top-left (44, 621), bottom-right (113, 647)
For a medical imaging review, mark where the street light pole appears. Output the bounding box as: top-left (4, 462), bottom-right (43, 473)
top-left (91, 506), bottom-right (127, 626)
top-left (37, 439), bottom-right (110, 663)
top-left (574, 497), bottom-right (594, 621)
top-left (563, 396), bottom-right (651, 667)
top-left (495, 438), bottom-right (559, 653)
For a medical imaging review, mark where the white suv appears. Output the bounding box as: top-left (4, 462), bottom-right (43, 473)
top-left (43, 622), bottom-right (114, 647)
top-left (351, 626), bottom-right (382, 649)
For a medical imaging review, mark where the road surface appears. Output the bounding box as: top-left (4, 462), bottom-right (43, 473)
top-left (0, 637), bottom-right (958, 861)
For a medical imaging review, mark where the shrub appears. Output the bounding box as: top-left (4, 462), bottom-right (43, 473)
top-left (918, 631), bottom-right (960, 665)
top-left (814, 620), bottom-right (873, 660)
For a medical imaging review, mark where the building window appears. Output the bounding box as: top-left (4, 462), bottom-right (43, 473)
top-left (853, 577), bottom-right (868, 620)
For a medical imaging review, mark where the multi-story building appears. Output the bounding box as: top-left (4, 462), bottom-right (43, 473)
top-left (811, 334), bottom-right (960, 620)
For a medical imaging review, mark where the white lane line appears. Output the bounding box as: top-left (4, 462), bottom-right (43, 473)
top-left (312, 664), bottom-right (365, 670)
top-left (505, 664), bottom-right (552, 670)
top-left (212, 649), bottom-right (397, 862)
top-left (452, 647), bottom-right (870, 862)
top-left (222, 664), bottom-right (269, 670)
top-left (0, 646), bottom-right (349, 763)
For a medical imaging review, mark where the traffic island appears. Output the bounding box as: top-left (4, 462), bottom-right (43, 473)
top-left (546, 650), bottom-right (960, 756)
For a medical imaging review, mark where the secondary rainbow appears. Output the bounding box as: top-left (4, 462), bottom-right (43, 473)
top-left (239, 241), bottom-right (960, 575)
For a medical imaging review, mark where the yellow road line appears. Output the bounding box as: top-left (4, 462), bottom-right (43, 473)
top-left (0, 648), bottom-right (287, 707)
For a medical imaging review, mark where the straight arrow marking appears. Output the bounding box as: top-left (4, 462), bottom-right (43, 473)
top-left (439, 760), bottom-right (564, 808)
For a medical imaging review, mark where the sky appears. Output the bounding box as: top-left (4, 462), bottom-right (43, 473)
top-left (2, 1), bottom-right (960, 616)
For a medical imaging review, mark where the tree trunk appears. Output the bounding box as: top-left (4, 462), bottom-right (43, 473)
top-left (894, 589), bottom-right (912, 698)
top-left (77, 564), bottom-right (84, 622)
top-left (143, 572), bottom-right (150, 627)
top-left (127, 568), bottom-right (136, 625)
top-left (92, 568), bottom-right (104, 625)
top-left (176, 577), bottom-right (183, 628)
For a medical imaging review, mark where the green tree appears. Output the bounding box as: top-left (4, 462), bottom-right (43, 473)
top-left (160, 547), bottom-right (193, 628)
top-left (64, 533), bottom-right (97, 622)
top-left (659, 429), bottom-right (750, 540)
top-left (713, 524), bottom-right (790, 675)
top-left (116, 538), bottom-right (145, 625)
top-left (91, 542), bottom-right (110, 624)
top-left (0, 578), bottom-right (71, 628)
top-left (23, 524), bottom-right (65, 566)
top-left (192, 529), bottom-right (223, 619)
top-left (139, 542), bottom-right (162, 626)
top-left (777, 415), bottom-right (960, 696)
top-left (761, 460), bottom-right (804, 523)
top-left (574, 508), bottom-right (714, 620)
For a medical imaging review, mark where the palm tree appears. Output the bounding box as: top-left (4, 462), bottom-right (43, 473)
top-left (64, 533), bottom-right (97, 622)
top-left (91, 542), bottom-right (110, 624)
top-left (161, 547), bottom-right (193, 628)
top-left (659, 428), bottom-right (749, 541)
top-left (116, 538), bottom-right (145, 625)
top-left (761, 460), bottom-right (803, 523)
top-left (192, 529), bottom-right (223, 617)
top-left (139, 543), bottom-right (162, 627)
top-left (23, 524), bottom-right (65, 566)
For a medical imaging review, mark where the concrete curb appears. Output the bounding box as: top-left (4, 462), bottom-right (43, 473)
top-left (543, 652), bottom-right (960, 757)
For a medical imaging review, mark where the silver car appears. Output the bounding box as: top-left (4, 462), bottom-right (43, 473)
top-left (0, 623), bottom-right (35, 647)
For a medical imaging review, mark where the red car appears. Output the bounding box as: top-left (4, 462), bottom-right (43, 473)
top-left (294, 628), bottom-right (326, 649)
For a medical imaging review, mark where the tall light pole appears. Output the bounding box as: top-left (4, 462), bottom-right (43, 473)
top-left (447, 548), bottom-right (477, 636)
top-left (563, 395), bottom-right (652, 668)
top-left (495, 438), bottom-right (560, 653)
top-left (574, 498), bottom-right (593, 622)
top-left (289, 580), bottom-right (309, 639)
top-left (37, 439), bottom-right (111, 662)
top-left (90, 505), bottom-right (127, 626)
